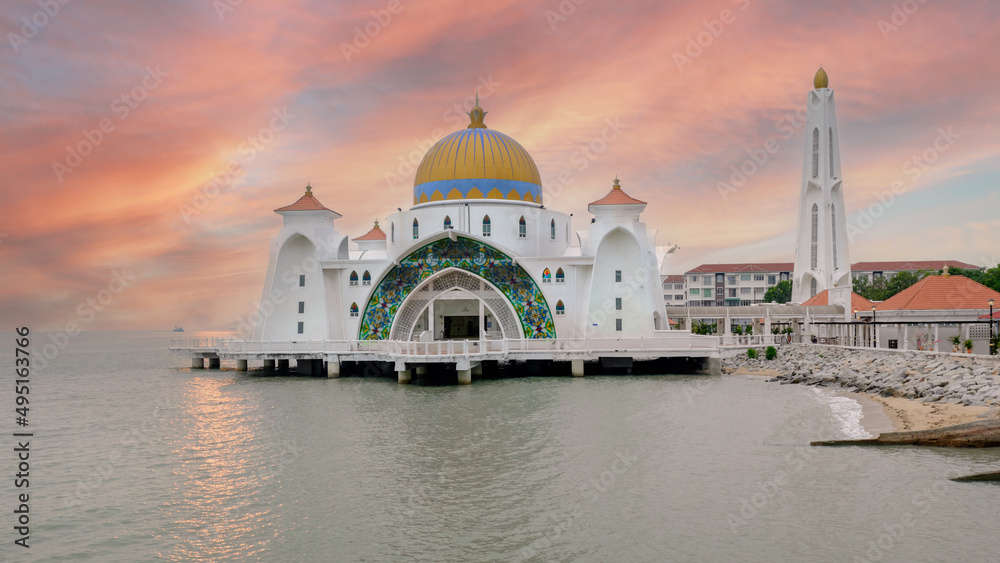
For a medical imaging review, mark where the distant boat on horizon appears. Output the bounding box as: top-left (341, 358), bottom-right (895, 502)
top-left (172, 326), bottom-right (184, 332)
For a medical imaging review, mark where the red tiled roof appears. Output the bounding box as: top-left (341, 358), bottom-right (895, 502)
top-left (979, 311), bottom-right (1000, 319)
top-left (274, 188), bottom-right (337, 213)
top-left (353, 222), bottom-right (386, 241)
top-left (685, 263), bottom-right (794, 274)
top-left (851, 260), bottom-right (978, 272)
top-left (589, 178), bottom-right (646, 206)
top-left (662, 275), bottom-right (684, 283)
top-left (875, 275), bottom-right (1000, 311)
top-left (801, 289), bottom-right (875, 311)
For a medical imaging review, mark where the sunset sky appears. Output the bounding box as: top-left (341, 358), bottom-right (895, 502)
top-left (3, 0), bottom-right (999, 331)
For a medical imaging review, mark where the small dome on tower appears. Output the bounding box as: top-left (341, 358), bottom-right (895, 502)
top-left (814, 66), bottom-right (829, 89)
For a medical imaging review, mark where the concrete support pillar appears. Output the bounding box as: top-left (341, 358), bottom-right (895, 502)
top-left (397, 369), bottom-right (411, 384)
top-left (263, 359), bottom-right (276, 370)
top-left (326, 359), bottom-right (340, 378)
top-left (237, 359), bottom-right (248, 371)
top-left (571, 359), bottom-right (585, 377)
top-left (902, 324), bottom-right (909, 350)
top-left (208, 357), bottom-right (221, 369)
top-left (277, 359), bottom-right (289, 371)
top-left (933, 324), bottom-right (940, 352)
top-left (192, 357), bottom-right (205, 369)
top-left (708, 357), bottom-right (721, 375)
top-left (457, 368), bottom-right (472, 385)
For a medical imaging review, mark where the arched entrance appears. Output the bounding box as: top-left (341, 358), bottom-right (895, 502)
top-left (389, 269), bottom-right (522, 340)
top-left (358, 234), bottom-right (555, 340)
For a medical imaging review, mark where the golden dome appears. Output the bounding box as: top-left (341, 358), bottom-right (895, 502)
top-left (814, 66), bottom-right (829, 89)
top-left (413, 98), bottom-right (542, 205)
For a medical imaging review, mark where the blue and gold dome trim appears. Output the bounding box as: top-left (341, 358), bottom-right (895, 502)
top-left (413, 97), bottom-right (543, 205)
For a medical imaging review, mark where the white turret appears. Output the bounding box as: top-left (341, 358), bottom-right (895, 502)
top-left (792, 67), bottom-right (852, 303)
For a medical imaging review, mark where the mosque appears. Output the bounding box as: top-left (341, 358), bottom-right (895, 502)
top-left (174, 69), bottom-right (859, 381)
top-left (251, 96), bottom-right (678, 361)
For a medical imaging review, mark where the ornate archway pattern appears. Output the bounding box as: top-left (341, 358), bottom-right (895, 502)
top-left (359, 236), bottom-right (556, 340)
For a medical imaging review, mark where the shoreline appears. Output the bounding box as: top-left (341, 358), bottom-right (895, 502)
top-left (728, 367), bottom-right (996, 434)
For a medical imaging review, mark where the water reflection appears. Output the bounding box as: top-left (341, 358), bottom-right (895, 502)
top-left (156, 375), bottom-right (278, 561)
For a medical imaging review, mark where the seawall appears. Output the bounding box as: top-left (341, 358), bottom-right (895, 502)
top-left (725, 345), bottom-right (1000, 407)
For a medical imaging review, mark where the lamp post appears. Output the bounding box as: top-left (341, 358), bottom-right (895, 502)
top-left (990, 298), bottom-right (995, 355)
top-left (853, 308), bottom-right (858, 347)
top-left (871, 305), bottom-right (877, 348)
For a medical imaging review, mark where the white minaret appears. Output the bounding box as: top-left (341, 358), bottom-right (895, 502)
top-left (792, 67), bottom-right (851, 303)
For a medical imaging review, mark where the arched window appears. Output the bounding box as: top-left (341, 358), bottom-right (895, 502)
top-left (810, 203), bottom-right (818, 270)
top-left (443, 216), bottom-right (452, 230)
top-left (550, 219), bottom-right (556, 240)
top-left (362, 270), bottom-right (371, 286)
top-left (810, 278), bottom-right (817, 298)
top-left (811, 127), bottom-right (819, 178)
top-left (412, 218), bottom-right (419, 239)
top-left (482, 215), bottom-right (491, 237)
top-left (391, 222), bottom-right (395, 243)
top-left (349, 271), bottom-right (359, 286)
top-left (828, 128), bottom-right (835, 178)
top-left (556, 300), bottom-right (565, 315)
top-left (831, 205), bottom-right (838, 269)
top-left (518, 216), bottom-right (526, 238)
top-left (555, 268), bottom-right (565, 283)
top-left (350, 302), bottom-right (359, 317)
top-left (542, 268), bottom-right (551, 283)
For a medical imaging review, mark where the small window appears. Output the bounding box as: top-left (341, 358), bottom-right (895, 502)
top-left (740, 274), bottom-right (751, 281)
top-left (299, 274), bottom-right (305, 287)
top-left (518, 216), bottom-right (526, 238)
top-left (391, 222), bottom-right (395, 243)
top-left (362, 271), bottom-right (371, 286)
top-left (542, 268), bottom-right (551, 283)
top-left (767, 275), bottom-right (776, 285)
top-left (349, 271), bottom-right (358, 286)
top-left (555, 268), bottom-right (565, 283)
top-left (556, 300), bottom-right (565, 315)
top-left (482, 215), bottom-right (491, 237)
top-left (298, 301), bottom-right (304, 314)
top-left (443, 216), bottom-right (452, 230)
top-left (615, 318), bottom-right (622, 332)
top-left (412, 219), bottom-right (419, 239)
top-left (550, 219), bottom-right (555, 240)
top-left (615, 270), bottom-right (622, 283)
top-left (297, 321), bottom-right (304, 334)
top-left (615, 297), bottom-right (622, 310)
top-left (350, 303), bottom-right (359, 318)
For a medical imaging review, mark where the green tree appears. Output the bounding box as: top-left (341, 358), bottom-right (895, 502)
top-left (764, 280), bottom-right (792, 303)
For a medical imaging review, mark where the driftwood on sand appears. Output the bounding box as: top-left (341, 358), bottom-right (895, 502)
top-left (811, 419), bottom-right (1000, 448)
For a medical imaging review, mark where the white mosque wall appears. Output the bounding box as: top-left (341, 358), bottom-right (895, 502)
top-left (260, 234), bottom-right (329, 341)
top-left (586, 228), bottom-right (655, 338)
top-left (385, 201), bottom-right (572, 262)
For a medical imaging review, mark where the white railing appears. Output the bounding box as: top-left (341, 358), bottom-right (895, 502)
top-left (169, 337), bottom-right (226, 349)
top-left (717, 335), bottom-right (783, 347)
top-left (171, 334), bottom-right (722, 357)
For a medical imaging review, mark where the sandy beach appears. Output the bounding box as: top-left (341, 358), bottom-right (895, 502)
top-left (855, 393), bottom-right (996, 432)
top-left (728, 364), bottom-right (1000, 434)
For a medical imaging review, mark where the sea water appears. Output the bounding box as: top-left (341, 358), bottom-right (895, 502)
top-left (4, 331), bottom-right (999, 562)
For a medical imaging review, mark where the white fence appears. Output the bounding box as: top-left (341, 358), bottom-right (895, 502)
top-left (171, 333), bottom-right (719, 358)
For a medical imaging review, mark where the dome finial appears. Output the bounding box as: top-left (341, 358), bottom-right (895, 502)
top-left (613, 176), bottom-right (621, 190)
top-left (814, 66), bottom-right (829, 89)
top-left (305, 182), bottom-right (312, 195)
top-left (467, 91), bottom-right (487, 129)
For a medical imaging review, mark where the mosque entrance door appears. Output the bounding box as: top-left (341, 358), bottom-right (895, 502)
top-left (389, 269), bottom-right (521, 341)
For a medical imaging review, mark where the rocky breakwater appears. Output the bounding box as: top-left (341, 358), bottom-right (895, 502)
top-left (724, 344), bottom-right (1000, 407)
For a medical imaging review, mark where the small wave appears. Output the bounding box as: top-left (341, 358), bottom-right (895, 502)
top-left (812, 389), bottom-right (873, 439)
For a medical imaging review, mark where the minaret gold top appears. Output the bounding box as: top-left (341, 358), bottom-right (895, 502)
top-left (814, 66), bottom-right (829, 89)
